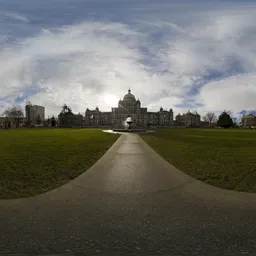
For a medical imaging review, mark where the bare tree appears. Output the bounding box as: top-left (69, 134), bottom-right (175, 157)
top-left (226, 110), bottom-right (233, 116)
top-left (203, 112), bottom-right (217, 127)
top-left (3, 105), bottom-right (24, 128)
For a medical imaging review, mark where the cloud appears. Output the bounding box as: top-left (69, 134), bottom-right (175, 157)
top-left (0, 21), bottom-right (153, 115)
top-left (198, 74), bottom-right (256, 112)
top-left (0, 1), bottom-right (256, 119)
top-left (0, 11), bottom-right (29, 23)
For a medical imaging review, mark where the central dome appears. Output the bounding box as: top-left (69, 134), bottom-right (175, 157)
top-left (123, 89), bottom-right (136, 103)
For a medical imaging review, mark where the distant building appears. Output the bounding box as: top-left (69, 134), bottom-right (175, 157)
top-left (84, 89), bottom-right (174, 128)
top-left (200, 121), bottom-right (211, 128)
top-left (241, 114), bottom-right (256, 128)
top-left (0, 116), bottom-right (24, 128)
top-left (0, 116), bottom-right (18, 128)
top-left (25, 103), bottom-right (45, 125)
top-left (0, 116), bottom-right (11, 128)
top-left (175, 111), bottom-right (201, 127)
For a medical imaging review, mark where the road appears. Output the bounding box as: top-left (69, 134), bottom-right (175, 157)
top-left (1, 133), bottom-right (256, 255)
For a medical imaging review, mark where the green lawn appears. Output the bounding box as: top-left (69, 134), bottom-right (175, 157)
top-left (0, 128), bottom-right (119, 199)
top-left (141, 128), bottom-right (256, 193)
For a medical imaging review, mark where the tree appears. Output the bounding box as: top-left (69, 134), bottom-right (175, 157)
top-left (58, 104), bottom-right (74, 127)
top-left (25, 102), bottom-right (33, 126)
top-left (36, 114), bottom-right (41, 125)
top-left (3, 116), bottom-right (11, 129)
top-left (3, 105), bottom-right (24, 128)
top-left (51, 116), bottom-right (56, 127)
top-left (61, 104), bottom-right (73, 115)
top-left (43, 117), bottom-right (50, 127)
top-left (202, 112), bottom-right (217, 127)
top-left (233, 121), bottom-right (239, 128)
top-left (217, 111), bottom-right (234, 128)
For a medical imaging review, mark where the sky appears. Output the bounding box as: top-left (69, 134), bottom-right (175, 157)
top-left (0, 0), bottom-right (256, 119)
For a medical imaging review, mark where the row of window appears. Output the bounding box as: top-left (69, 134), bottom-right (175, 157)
top-left (87, 120), bottom-right (173, 125)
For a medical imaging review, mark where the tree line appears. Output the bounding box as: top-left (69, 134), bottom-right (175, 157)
top-left (1, 104), bottom-right (75, 128)
top-left (1, 103), bottom-right (240, 129)
top-left (202, 111), bottom-right (235, 128)
top-left (1, 104), bottom-right (57, 128)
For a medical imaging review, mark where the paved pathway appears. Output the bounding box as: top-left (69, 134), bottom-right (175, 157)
top-left (1, 134), bottom-right (256, 255)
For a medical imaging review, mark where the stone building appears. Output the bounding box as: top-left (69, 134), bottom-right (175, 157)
top-left (175, 111), bottom-right (201, 127)
top-left (241, 114), bottom-right (256, 128)
top-left (25, 103), bottom-right (45, 125)
top-left (84, 89), bottom-right (174, 128)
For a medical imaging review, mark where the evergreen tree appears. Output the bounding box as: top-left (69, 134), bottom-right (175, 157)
top-left (217, 111), bottom-right (233, 128)
top-left (51, 116), bottom-right (56, 127)
top-left (36, 114), bottom-right (41, 125)
top-left (58, 104), bottom-right (74, 127)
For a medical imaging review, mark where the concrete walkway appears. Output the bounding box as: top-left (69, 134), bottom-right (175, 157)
top-left (1, 134), bottom-right (256, 255)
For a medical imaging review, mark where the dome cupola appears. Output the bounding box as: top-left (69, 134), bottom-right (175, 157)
top-left (123, 89), bottom-right (136, 104)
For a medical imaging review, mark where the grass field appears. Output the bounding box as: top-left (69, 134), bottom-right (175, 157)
top-left (0, 128), bottom-right (119, 199)
top-left (141, 128), bottom-right (256, 193)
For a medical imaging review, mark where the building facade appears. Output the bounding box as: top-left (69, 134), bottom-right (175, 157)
top-left (0, 116), bottom-right (12, 128)
top-left (0, 116), bottom-right (24, 128)
top-left (241, 114), bottom-right (256, 128)
top-left (84, 89), bottom-right (174, 127)
top-left (25, 103), bottom-right (45, 125)
top-left (175, 111), bottom-right (201, 127)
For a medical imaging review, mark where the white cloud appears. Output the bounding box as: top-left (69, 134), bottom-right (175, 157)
top-left (0, 1), bottom-right (256, 118)
top-left (198, 73), bottom-right (256, 112)
top-left (0, 11), bottom-right (29, 23)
